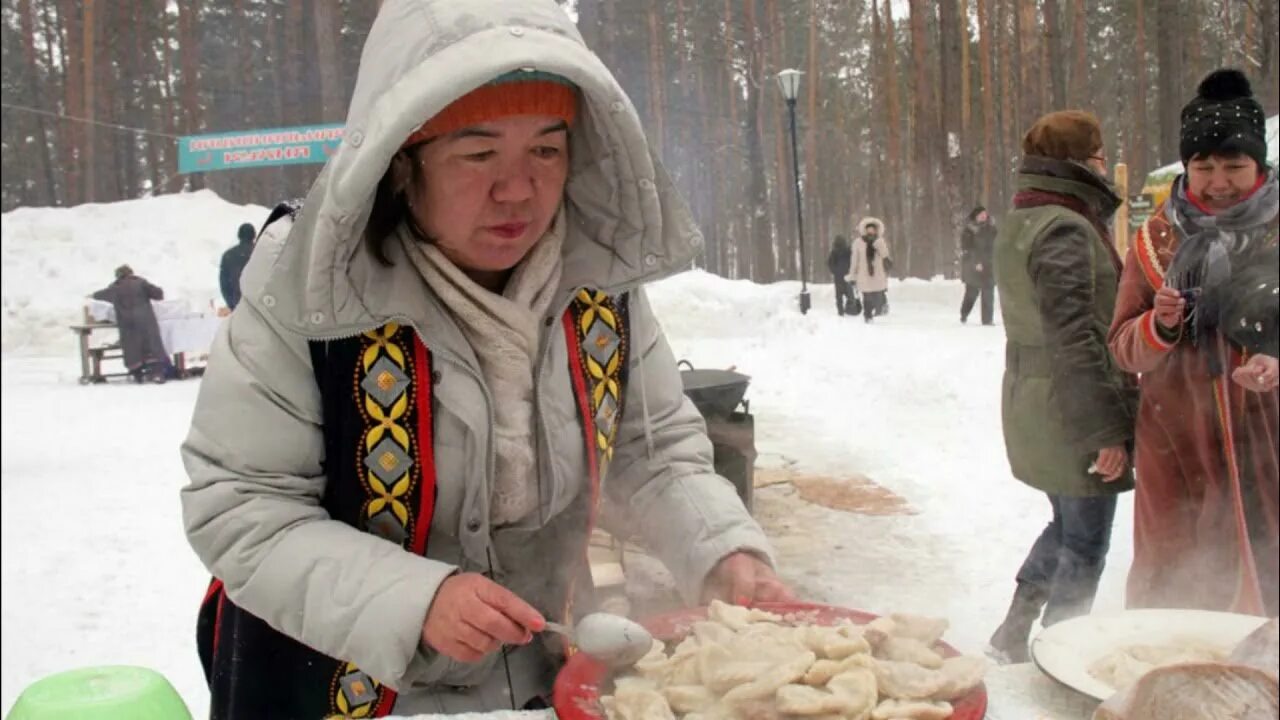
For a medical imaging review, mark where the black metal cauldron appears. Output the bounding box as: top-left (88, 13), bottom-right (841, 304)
top-left (677, 360), bottom-right (750, 418)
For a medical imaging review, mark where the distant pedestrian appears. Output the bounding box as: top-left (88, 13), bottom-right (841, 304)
top-left (850, 217), bottom-right (891, 322)
top-left (960, 205), bottom-right (997, 325)
top-left (827, 235), bottom-right (859, 316)
top-left (220, 222), bottom-right (257, 310)
top-left (91, 264), bottom-right (169, 383)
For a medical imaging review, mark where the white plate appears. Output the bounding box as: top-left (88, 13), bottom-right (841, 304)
top-left (1030, 608), bottom-right (1268, 701)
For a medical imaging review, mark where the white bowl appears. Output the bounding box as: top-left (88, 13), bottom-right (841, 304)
top-left (1030, 608), bottom-right (1268, 701)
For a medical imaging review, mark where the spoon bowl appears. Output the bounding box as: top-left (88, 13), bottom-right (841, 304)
top-left (544, 613), bottom-right (653, 669)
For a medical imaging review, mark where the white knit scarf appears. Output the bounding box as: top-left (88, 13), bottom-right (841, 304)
top-left (398, 210), bottom-right (565, 526)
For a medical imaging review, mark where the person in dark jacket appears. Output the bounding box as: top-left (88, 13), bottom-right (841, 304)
top-left (92, 264), bottom-right (169, 383)
top-left (219, 223), bottom-right (257, 309)
top-left (827, 235), bottom-right (858, 316)
top-left (960, 205), bottom-right (997, 325)
top-left (988, 110), bottom-right (1138, 663)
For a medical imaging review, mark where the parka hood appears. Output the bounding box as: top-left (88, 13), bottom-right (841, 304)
top-left (248, 0), bottom-right (704, 336)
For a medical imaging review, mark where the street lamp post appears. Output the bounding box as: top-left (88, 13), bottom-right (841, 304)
top-left (776, 68), bottom-right (810, 315)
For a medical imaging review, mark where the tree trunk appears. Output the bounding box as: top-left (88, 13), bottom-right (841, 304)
top-left (978, 0), bottom-right (995, 205)
top-left (177, 0), bottom-right (203, 189)
top-left (83, 0), bottom-right (98, 203)
top-left (767, 0), bottom-right (792, 279)
top-left (1155, 0), bottom-right (1183, 165)
top-left (1132, 0), bottom-right (1149, 184)
top-left (743, 0), bottom-right (775, 283)
top-left (37, 0), bottom-right (65, 203)
top-left (286, 0), bottom-right (308, 192)
top-left (998, 0), bottom-right (1015, 203)
top-left (722, 0), bottom-right (742, 277)
top-left (646, 0), bottom-right (666, 154)
top-left (692, 3), bottom-right (720, 274)
top-left (1016, 0), bottom-right (1038, 129)
top-left (1258, 0), bottom-right (1279, 115)
top-left (1042, 0), bottom-right (1064, 110)
top-left (907, 0), bottom-right (935, 278)
top-left (58, 0), bottom-right (83, 205)
top-left (882, 0), bottom-right (905, 263)
top-left (960, 0), bottom-right (971, 143)
top-left (1068, 0), bottom-right (1087, 106)
top-left (139, 0), bottom-right (163, 196)
top-left (1183, 1), bottom-right (1202, 92)
top-left (20, 0), bottom-right (58, 205)
top-left (805, 0), bottom-right (820, 281)
top-left (939, 0), bottom-right (966, 276)
top-left (313, 0), bottom-right (345, 122)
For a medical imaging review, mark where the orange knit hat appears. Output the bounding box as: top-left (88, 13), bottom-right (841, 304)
top-left (402, 71), bottom-right (578, 148)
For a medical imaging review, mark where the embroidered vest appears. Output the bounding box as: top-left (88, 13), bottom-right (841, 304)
top-left (196, 290), bottom-right (629, 719)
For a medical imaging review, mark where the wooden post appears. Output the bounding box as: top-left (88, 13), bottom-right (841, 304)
top-left (1114, 162), bottom-right (1129, 260)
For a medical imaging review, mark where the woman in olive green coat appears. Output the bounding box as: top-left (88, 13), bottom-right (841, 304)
top-left (988, 111), bottom-right (1138, 663)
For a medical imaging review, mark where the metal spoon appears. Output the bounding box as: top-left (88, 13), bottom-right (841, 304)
top-left (544, 613), bottom-right (654, 669)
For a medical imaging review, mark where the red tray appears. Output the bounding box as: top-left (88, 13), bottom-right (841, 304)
top-left (553, 601), bottom-right (988, 720)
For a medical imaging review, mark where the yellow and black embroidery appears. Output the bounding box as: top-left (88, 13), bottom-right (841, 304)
top-left (568, 289), bottom-right (629, 468)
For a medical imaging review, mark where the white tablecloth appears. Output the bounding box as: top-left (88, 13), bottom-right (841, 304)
top-left (85, 299), bottom-right (222, 357)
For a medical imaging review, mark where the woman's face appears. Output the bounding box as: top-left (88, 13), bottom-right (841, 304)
top-left (1186, 153), bottom-right (1260, 211)
top-left (406, 114), bottom-right (570, 275)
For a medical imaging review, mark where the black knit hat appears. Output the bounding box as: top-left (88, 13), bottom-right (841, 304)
top-left (1180, 69), bottom-right (1268, 168)
top-left (238, 223), bottom-right (256, 242)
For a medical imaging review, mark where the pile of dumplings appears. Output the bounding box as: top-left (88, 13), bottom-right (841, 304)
top-left (599, 600), bottom-right (986, 720)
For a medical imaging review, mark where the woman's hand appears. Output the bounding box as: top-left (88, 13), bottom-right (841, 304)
top-left (421, 573), bottom-right (544, 663)
top-left (1091, 445), bottom-right (1129, 482)
top-left (1153, 286), bottom-right (1186, 330)
top-left (1232, 354), bottom-right (1279, 393)
top-left (700, 551), bottom-right (795, 605)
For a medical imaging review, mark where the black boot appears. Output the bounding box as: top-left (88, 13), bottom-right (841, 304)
top-left (988, 583), bottom-right (1047, 664)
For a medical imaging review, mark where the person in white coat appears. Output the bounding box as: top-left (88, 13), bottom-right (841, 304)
top-left (178, 1), bottom-right (792, 717)
top-left (849, 217), bottom-right (893, 322)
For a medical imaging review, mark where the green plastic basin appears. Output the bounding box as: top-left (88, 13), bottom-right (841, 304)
top-left (6, 666), bottom-right (191, 720)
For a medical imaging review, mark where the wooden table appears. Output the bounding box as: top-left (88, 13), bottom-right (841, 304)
top-left (68, 322), bottom-right (203, 384)
top-left (69, 323), bottom-right (131, 384)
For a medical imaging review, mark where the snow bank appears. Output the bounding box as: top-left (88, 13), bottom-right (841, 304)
top-left (1, 190), bottom-right (269, 355)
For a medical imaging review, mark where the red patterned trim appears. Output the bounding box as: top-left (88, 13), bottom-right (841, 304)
top-left (1212, 372), bottom-right (1265, 615)
top-left (213, 586), bottom-right (225, 660)
top-left (1140, 310), bottom-right (1177, 352)
top-left (563, 311), bottom-right (601, 530)
top-left (373, 689), bottom-right (397, 717)
top-left (561, 309), bottom-right (602, 657)
top-left (411, 341), bottom-right (436, 557)
top-left (203, 577), bottom-right (224, 605)
top-left (202, 578), bottom-right (227, 658)
top-left (1134, 221), bottom-right (1166, 290)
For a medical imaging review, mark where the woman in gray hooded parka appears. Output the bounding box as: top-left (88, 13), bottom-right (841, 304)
top-left (179, 1), bottom-right (790, 717)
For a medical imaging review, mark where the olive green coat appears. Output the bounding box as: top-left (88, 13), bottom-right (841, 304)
top-left (994, 157), bottom-right (1138, 496)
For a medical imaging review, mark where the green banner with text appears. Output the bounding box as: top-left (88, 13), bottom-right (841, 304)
top-left (178, 124), bottom-right (344, 173)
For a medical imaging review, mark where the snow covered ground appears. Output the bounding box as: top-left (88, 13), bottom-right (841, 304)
top-left (0, 193), bottom-right (1133, 717)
